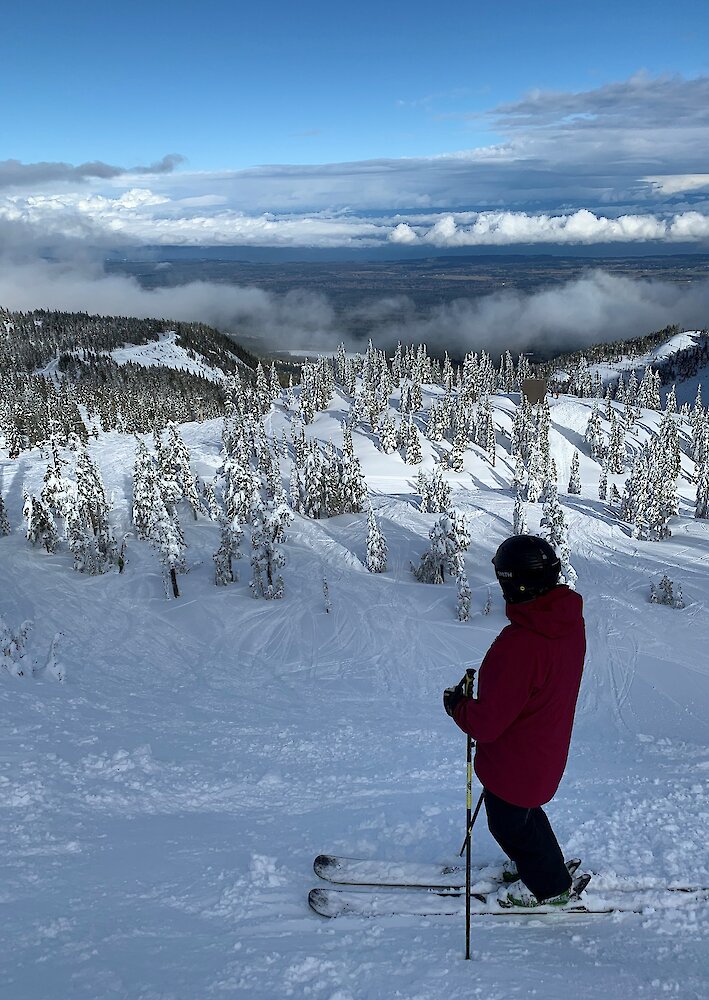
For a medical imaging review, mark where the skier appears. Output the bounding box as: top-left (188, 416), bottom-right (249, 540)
top-left (443, 534), bottom-right (586, 908)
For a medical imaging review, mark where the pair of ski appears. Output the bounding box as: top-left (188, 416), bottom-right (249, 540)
top-left (309, 854), bottom-right (709, 918)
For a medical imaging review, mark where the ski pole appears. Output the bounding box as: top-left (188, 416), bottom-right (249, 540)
top-left (461, 667), bottom-right (477, 961)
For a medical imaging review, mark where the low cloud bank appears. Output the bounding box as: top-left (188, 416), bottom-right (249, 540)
top-left (0, 256), bottom-right (707, 359)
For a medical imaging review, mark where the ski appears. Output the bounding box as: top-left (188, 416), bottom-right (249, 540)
top-left (313, 854), bottom-right (707, 895)
top-left (313, 853), bottom-right (508, 890)
top-left (309, 885), bottom-right (709, 919)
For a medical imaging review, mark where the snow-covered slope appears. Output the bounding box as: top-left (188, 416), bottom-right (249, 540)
top-left (1, 384), bottom-right (708, 999)
top-left (557, 329), bottom-right (707, 405)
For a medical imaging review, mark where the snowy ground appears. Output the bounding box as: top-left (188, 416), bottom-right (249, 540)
top-left (1, 387), bottom-right (708, 1000)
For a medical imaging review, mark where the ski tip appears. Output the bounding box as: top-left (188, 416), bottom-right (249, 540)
top-left (309, 886), bottom-right (336, 917)
top-left (313, 854), bottom-right (338, 877)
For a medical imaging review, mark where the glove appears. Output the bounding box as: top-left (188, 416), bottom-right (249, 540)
top-left (443, 670), bottom-right (475, 717)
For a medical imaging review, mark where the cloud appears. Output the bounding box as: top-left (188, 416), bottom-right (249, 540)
top-left (491, 72), bottom-right (709, 130)
top-left (394, 209), bottom-right (709, 247)
top-left (0, 154), bottom-right (185, 190)
top-left (3, 74), bottom-right (709, 247)
top-left (3, 190), bottom-right (708, 251)
top-left (1, 254), bottom-right (707, 361)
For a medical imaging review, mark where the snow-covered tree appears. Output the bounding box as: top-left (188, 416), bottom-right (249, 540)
top-left (213, 516), bottom-right (243, 585)
top-left (568, 451), bottom-right (581, 495)
top-left (379, 414), bottom-right (399, 454)
top-left (696, 461), bottom-right (709, 519)
top-left (412, 510), bottom-right (470, 584)
top-left (41, 441), bottom-right (72, 518)
top-left (366, 506), bottom-right (388, 573)
top-left (513, 490), bottom-right (528, 535)
top-left (23, 494), bottom-right (59, 553)
top-left (650, 575), bottom-right (684, 609)
top-left (250, 498), bottom-right (292, 599)
top-left (0, 491), bottom-right (10, 536)
top-left (0, 617), bottom-right (32, 678)
top-left (405, 419), bottom-right (423, 465)
top-left (607, 411), bottom-right (626, 474)
top-left (133, 439), bottom-right (159, 540)
top-left (541, 485), bottom-right (576, 588)
top-left (456, 567), bottom-right (472, 621)
top-left (598, 460), bottom-right (608, 501)
top-left (76, 449), bottom-right (116, 566)
top-left (162, 422), bottom-right (202, 518)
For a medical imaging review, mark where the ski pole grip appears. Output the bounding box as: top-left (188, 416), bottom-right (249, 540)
top-left (463, 667), bottom-right (476, 698)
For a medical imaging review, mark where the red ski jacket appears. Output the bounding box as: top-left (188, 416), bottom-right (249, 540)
top-left (453, 585), bottom-right (585, 808)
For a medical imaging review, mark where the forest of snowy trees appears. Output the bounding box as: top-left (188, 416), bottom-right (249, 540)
top-left (1, 308), bottom-right (708, 618)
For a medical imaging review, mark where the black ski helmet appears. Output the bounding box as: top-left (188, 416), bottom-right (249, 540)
top-left (491, 535), bottom-right (561, 604)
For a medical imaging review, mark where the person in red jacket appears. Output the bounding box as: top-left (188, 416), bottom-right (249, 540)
top-left (444, 534), bottom-right (586, 907)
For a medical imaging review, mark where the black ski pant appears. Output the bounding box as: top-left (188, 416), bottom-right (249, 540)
top-left (484, 788), bottom-right (572, 901)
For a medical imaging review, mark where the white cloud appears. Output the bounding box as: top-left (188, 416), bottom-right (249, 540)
top-left (644, 174), bottom-right (709, 195)
top-left (3, 188), bottom-right (709, 250)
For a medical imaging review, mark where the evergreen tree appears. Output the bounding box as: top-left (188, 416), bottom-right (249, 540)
top-left (163, 422), bottom-right (202, 518)
top-left (412, 510), bottom-right (469, 584)
top-left (213, 516), bottom-right (243, 585)
top-left (428, 464), bottom-right (452, 513)
top-left (568, 451), bottom-right (581, 494)
top-left (133, 439), bottom-right (160, 540)
top-left (607, 411), bottom-right (626, 474)
top-left (23, 494), bottom-right (59, 553)
top-left (379, 414), bottom-right (399, 454)
top-left (152, 500), bottom-right (186, 598)
top-left (0, 492), bottom-right (10, 536)
top-left (0, 617), bottom-right (32, 678)
top-left (250, 499), bottom-right (292, 599)
top-left (41, 441), bottom-right (72, 518)
top-left (456, 567), bottom-right (472, 622)
top-left (76, 449), bottom-right (116, 566)
top-left (513, 490), bottom-right (528, 535)
top-left (405, 420), bottom-right (423, 465)
top-left (585, 403), bottom-right (605, 460)
top-left (696, 460), bottom-right (709, 519)
top-left (598, 460), bottom-right (608, 501)
top-left (366, 506), bottom-right (388, 573)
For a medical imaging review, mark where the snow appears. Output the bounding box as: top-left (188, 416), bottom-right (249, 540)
top-left (41, 331), bottom-right (228, 383)
top-left (559, 330), bottom-right (706, 405)
top-left (1, 376), bottom-right (709, 999)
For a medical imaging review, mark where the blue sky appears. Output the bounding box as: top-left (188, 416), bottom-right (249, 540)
top-left (2, 0), bottom-right (709, 249)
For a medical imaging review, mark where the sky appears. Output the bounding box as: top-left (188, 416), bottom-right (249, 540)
top-left (2, 0), bottom-right (709, 255)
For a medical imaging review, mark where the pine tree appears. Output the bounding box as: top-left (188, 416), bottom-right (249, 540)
top-left (607, 411), bottom-right (626, 474)
top-left (513, 490), bottom-right (528, 535)
top-left (41, 441), bottom-right (72, 518)
top-left (0, 491), bottom-right (10, 536)
top-left (23, 494), bottom-right (59, 553)
top-left (568, 451), bottom-right (581, 495)
top-left (76, 449), bottom-right (116, 566)
top-left (405, 420), bottom-right (423, 465)
top-left (585, 403), bottom-right (605, 460)
top-left (250, 499), bottom-right (292, 599)
top-left (428, 465), bottom-right (452, 513)
top-left (412, 510), bottom-right (469, 584)
top-left (598, 460), bottom-right (608, 501)
top-left (379, 414), bottom-right (399, 454)
top-left (366, 506), bottom-right (388, 573)
top-left (696, 461), bottom-right (709, 519)
top-left (0, 617), bottom-right (32, 678)
top-left (133, 440), bottom-right (160, 540)
top-left (213, 516), bottom-right (243, 585)
top-left (65, 496), bottom-right (103, 574)
top-left (456, 567), bottom-right (472, 622)
top-left (163, 422), bottom-right (202, 518)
